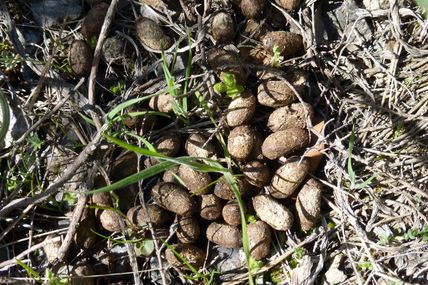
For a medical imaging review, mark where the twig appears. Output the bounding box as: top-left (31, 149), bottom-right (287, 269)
top-left (14, 78), bottom-right (85, 146)
top-left (179, 0), bottom-right (196, 22)
top-left (87, 0), bottom-right (119, 130)
top-left (224, 231), bottom-right (322, 284)
top-left (54, 195), bottom-right (87, 263)
top-left (0, 205), bottom-right (34, 242)
top-left (24, 56), bottom-right (54, 111)
top-left (0, 236), bottom-right (61, 270)
top-left (0, 125), bottom-right (107, 218)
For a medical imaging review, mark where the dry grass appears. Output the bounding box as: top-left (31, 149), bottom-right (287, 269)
top-left (0, 0), bottom-right (427, 284)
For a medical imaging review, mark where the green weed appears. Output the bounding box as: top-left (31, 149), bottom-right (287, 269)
top-left (270, 45), bottom-right (284, 68)
top-left (213, 72), bottom-right (244, 99)
top-left (0, 50), bottom-right (22, 72)
top-left (160, 41), bottom-right (189, 122)
top-left (109, 80), bottom-right (125, 95)
top-left (357, 259), bottom-right (373, 271)
top-left (393, 121), bottom-right (405, 139)
top-left (403, 226), bottom-right (428, 241)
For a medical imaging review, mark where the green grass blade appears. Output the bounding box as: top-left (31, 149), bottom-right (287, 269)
top-left (78, 111), bottom-right (95, 126)
top-left (107, 97), bottom-right (147, 120)
top-left (223, 173), bottom-right (254, 285)
top-left (182, 31), bottom-right (192, 112)
top-left (123, 132), bottom-right (157, 152)
top-left (16, 259), bottom-right (41, 281)
top-left (357, 174), bottom-right (376, 189)
top-left (105, 133), bottom-right (165, 158)
top-left (105, 134), bottom-right (228, 173)
top-left (85, 160), bottom-right (175, 194)
top-left (111, 110), bottom-right (170, 124)
top-left (163, 242), bottom-right (200, 276)
top-left (347, 125), bottom-right (356, 185)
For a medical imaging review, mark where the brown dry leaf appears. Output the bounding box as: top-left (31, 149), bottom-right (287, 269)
top-left (305, 119), bottom-right (325, 173)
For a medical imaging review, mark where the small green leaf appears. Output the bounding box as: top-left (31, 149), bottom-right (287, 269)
top-left (135, 239), bottom-right (155, 256)
top-left (294, 247), bottom-right (304, 259)
top-left (246, 214), bottom-right (257, 224)
top-left (357, 261), bottom-right (373, 271)
top-left (248, 257), bottom-right (263, 273)
top-left (223, 73), bottom-right (235, 86)
top-left (213, 82), bottom-right (227, 94)
top-left (393, 121), bottom-right (405, 139)
top-left (404, 229), bottom-right (419, 241)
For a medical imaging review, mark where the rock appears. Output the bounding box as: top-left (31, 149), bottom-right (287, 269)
top-left (135, 17), bottom-right (172, 51)
top-left (30, 0), bottom-right (82, 27)
top-left (71, 264), bottom-right (94, 285)
top-left (81, 3), bottom-right (109, 39)
top-left (210, 247), bottom-right (245, 279)
top-left (322, 254), bottom-right (347, 285)
top-left (43, 235), bottom-right (61, 263)
top-left (314, 0), bottom-right (373, 44)
top-left (69, 40), bottom-right (93, 77)
top-left (211, 11), bottom-right (235, 43)
top-left (102, 35), bottom-right (131, 65)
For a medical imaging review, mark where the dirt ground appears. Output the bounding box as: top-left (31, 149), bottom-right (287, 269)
top-left (0, 0), bottom-right (427, 284)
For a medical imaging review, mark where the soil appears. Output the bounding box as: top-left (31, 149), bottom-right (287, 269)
top-left (0, 0), bottom-right (427, 284)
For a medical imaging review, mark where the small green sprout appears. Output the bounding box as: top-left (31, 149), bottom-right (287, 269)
top-left (270, 45), bottom-right (284, 68)
top-left (213, 72), bottom-right (244, 99)
top-left (0, 50), bottom-right (22, 71)
top-left (246, 214), bottom-right (257, 224)
top-left (293, 247), bottom-right (304, 259)
top-left (248, 257), bottom-right (264, 273)
top-left (402, 227), bottom-right (428, 241)
top-left (393, 121), bottom-right (405, 139)
top-left (269, 265), bottom-right (287, 284)
top-left (357, 260), bottom-right (373, 271)
top-left (87, 36), bottom-right (98, 49)
top-left (109, 80), bottom-right (125, 95)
